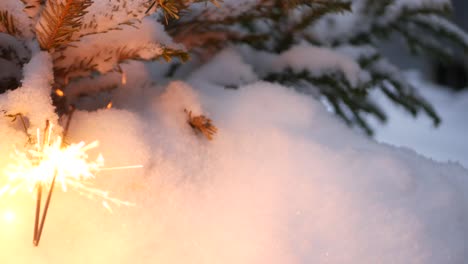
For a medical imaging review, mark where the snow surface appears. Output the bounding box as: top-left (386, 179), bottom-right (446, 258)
top-left (1, 51), bottom-right (468, 264)
top-left (371, 70), bottom-right (468, 168)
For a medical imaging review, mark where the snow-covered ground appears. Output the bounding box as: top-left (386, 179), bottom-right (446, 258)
top-left (371, 70), bottom-right (468, 168)
top-left (1, 53), bottom-right (468, 263)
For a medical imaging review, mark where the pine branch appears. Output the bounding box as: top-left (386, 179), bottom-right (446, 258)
top-left (394, 22), bottom-right (455, 60)
top-left (20, 0), bottom-right (45, 9)
top-left (282, 0), bottom-right (347, 9)
top-left (185, 109), bottom-right (218, 140)
top-left (36, 0), bottom-right (92, 51)
top-left (345, 4), bottom-right (453, 46)
top-left (362, 0), bottom-right (393, 17)
top-left (159, 46), bottom-right (189, 62)
top-left (20, 0), bottom-right (45, 20)
top-left (146, 0), bottom-right (220, 22)
top-left (0, 10), bottom-right (21, 36)
top-left (411, 15), bottom-right (468, 51)
top-left (54, 55), bottom-right (97, 83)
top-left (53, 44), bottom-right (188, 83)
top-left (294, 1), bottom-right (351, 31)
top-left (264, 68), bottom-right (388, 135)
top-left (362, 63), bottom-right (441, 127)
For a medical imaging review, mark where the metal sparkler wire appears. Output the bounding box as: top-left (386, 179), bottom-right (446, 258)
top-left (32, 119), bottom-right (59, 247)
top-left (33, 170), bottom-right (57, 246)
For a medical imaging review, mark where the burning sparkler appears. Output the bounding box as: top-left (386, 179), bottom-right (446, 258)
top-left (1, 116), bottom-right (142, 246)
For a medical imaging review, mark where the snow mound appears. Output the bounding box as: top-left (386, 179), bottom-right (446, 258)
top-left (370, 70), bottom-right (468, 168)
top-left (0, 61), bottom-right (467, 264)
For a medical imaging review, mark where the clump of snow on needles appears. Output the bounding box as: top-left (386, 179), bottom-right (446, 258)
top-left (1, 52), bottom-right (468, 264)
top-left (272, 43), bottom-right (368, 87)
top-left (0, 52), bottom-right (56, 132)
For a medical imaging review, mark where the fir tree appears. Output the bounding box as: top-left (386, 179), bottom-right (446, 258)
top-left (0, 0), bottom-right (467, 135)
top-left (167, 0), bottom-right (468, 134)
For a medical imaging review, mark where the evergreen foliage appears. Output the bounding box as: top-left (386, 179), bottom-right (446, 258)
top-left (0, 0), bottom-right (195, 111)
top-left (167, 0), bottom-right (467, 134)
top-left (0, 0), bottom-right (467, 134)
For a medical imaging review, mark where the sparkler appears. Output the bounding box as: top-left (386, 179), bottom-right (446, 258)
top-left (1, 111), bottom-right (142, 246)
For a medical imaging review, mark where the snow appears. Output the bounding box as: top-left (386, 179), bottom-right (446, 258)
top-left (310, 0), bottom-right (455, 44)
top-left (272, 43), bottom-right (369, 87)
top-left (0, 52), bottom-right (56, 132)
top-left (1, 52), bottom-right (468, 263)
top-left (0, 0), bottom-right (34, 39)
top-left (80, 0), bottom-right (149, 35)
top-left (188, 48), bottom-right (258, 87)
top-left (370, 70), bottom-right (468, 168)
top-left (56, 17), bottom-right (179, 78)
top-left (0, 0), bottom-right (467, 262)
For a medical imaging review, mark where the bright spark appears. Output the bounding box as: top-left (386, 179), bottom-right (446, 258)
top-left (55, 89), bottom-right (64, 97)
top-left (121, 71), bottom-right (127, 85)
top-left (1, 123), bottom-right (138, 209)
top-left (106, 101), bottom-right (113, 109)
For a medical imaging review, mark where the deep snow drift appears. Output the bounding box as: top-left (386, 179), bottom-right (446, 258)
top-left (1, 53), bottom-right (468, 264)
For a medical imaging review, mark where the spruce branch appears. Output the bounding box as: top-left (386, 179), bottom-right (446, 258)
top-left (36, 0), bottom-right (92, 51)
top-left (20, 0), bottom-right (45, 20)
top-left (264, 69), bottom-right (361, 130)
top-left (294, 1), bottom-right (351, 31)
top-left (0, 10), bottom-right (21, 36)
top-left (185, 109), bottom-right (217, 140)
top-left (20, 0), bottom-right (46, 9)
top-left (394, 22), bottom-right (455, 60)
top-left (159, 47), bottom-right (189, 62)
top-left (53, 44), bottom-right (188, 84)
top-left (410, 15), bottom-right (468, 51)
top-left (146, 0), bottom-right (221, 21)
top-left (361, 0), bottom-right (394, 17)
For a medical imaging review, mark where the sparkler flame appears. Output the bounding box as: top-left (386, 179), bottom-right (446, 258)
top-left (55, 89), bottom-right (64, 97)
top-left (1, 122), bottom-right (136, 208)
